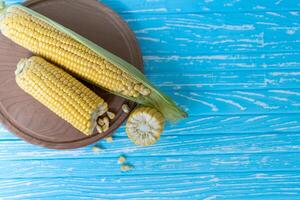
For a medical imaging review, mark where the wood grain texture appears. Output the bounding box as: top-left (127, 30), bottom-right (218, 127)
top-left (124, 12), bottom-right (300, 55)
top-left (0, 153), bottom-right (300, 178)
top-left (103, 0), bottom-right (300, 14)
top-left (1, 173), bottom-right (299, 199)
top-left (8, 0), bottom-right (300, 13)
top-left (143, 52), bottom-right (300, 73)
top-left (0, 133), bottom-right (299, 160)
top-left (1, 0), bottom-right (300, 199)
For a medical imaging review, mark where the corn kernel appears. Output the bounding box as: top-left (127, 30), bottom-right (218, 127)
top-left (122, 104), bottom-right (130, 113)
top-left (105, 136), bottom-right (113, 143)
top-left (121, 165), bottom-right (133, 172)
top-left (118, 156), bottom-right (126, 164)
top-left (107, 111), bottom-right (115, 120)
top-left (92, 146), bottom-right (101, 152)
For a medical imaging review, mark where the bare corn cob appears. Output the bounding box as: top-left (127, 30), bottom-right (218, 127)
top-left (15, 56), bottom-right (108, 135)
top-left (0, 4), bottom-right (187, 122)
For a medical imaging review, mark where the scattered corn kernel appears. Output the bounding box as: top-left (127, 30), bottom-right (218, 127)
top-left (92, 146), bottom-right (102, 152)
top-left (102, 124), bottom-right (109, 132)
top-left (103, 117), bottom-right (109, 125)
top-left (118, 156), bottom-right (126, 164)
top-left (97, 118), bottom-right (105, 126)
top-left (121, 165), bottom-right (133, 172)
top-left (102, 117), bottom-right (110, 132)
top-left (96, 125), bottom-right (103, 134)
top-left (122, 104), bottom-right (130, 113)
top-left (105, 136), bottom-right (113, 143)
top-left (107, 111), bottom-right (115, 120)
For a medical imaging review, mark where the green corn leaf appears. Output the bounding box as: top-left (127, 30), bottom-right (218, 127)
top-left (0, 1), bottom-right (5, 14)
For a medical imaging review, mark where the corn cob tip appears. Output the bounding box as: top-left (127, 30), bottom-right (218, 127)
top-left (15, 58), bottom-right (29, 75)
top-left (92, 106), bottom-right (108, 135)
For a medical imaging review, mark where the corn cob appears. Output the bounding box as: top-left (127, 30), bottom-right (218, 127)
top-left (15, 56), bottom-right (108, 136)
top-left (126, 107), bottom-right (164, 146)
top-left (1, 6), bottom-right (148, 98)
top-left (0, 4), bottom-right (187, 122)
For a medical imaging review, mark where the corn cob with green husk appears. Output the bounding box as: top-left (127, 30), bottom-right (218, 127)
top-left (0, 3), bottom-right (187, 122)
top-left (15, 56), bottom-right (108, 136)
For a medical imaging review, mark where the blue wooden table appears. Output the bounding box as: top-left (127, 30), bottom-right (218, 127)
top-left (1, 0), bottom-right (300, 199)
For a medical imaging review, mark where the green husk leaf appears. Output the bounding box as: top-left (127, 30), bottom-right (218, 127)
top-left (14, 4), bottom-right (187, 121)
top-left (0, 1), bottom-right (6, 14)
top-left (0, 1), bottom-right (4, 10)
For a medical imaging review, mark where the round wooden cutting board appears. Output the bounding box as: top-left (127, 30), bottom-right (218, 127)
top-left (0, 0), bottom-right (143, 149)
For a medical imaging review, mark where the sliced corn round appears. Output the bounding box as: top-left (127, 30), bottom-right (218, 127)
top-left (126, 107), bottom-right (164, 146)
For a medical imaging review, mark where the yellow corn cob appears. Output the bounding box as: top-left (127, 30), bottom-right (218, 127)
top-left (0, 6), bottom-right (149, 98)
top-left (15, 56), bottom-right (108, 136)
top-left (0, 4), bottom-right (187, 122)
top-left (126, 107), bottom-right (164, 146)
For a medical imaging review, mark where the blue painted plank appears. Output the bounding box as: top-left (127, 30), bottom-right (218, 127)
top-left (148, 70), bottom-right (300, 90)
top-left (0, 133), bottom-right (300, 160)
top-left (6, 0), bottom-right (300, 14)
top-left (143, 52), bottom-right (300, 73)
top-left (169, 89), bottom-right (300, 115)
top-left (123, 12), bottom-right (300, 55)
top-left (102, 0), bottom-right (300, 14)
top-left (0, 152), bottom-right (299, 178)
top-left (0, 172), bottom-right (299, 199)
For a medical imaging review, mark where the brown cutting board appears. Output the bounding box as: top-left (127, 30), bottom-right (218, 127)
top-left (0, 0), bottom-right (143, 149)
